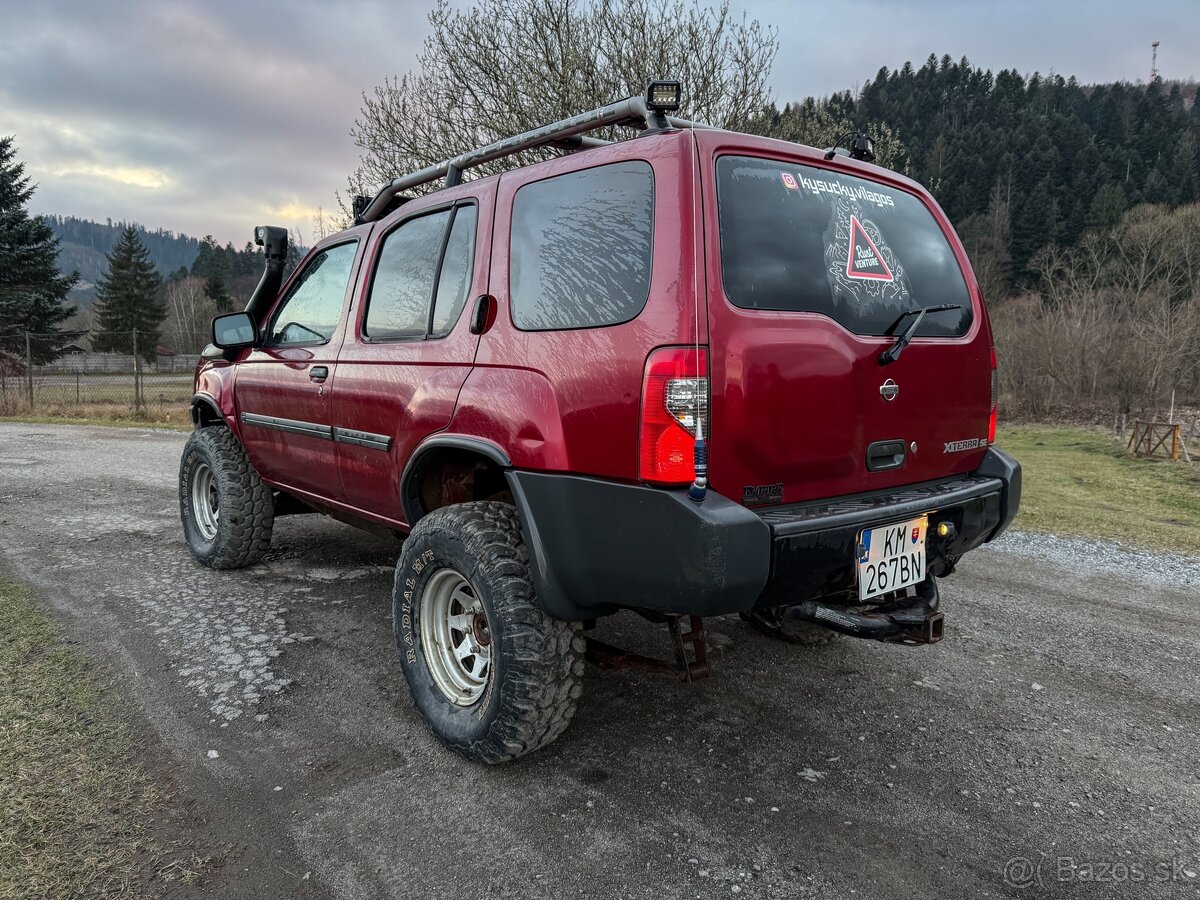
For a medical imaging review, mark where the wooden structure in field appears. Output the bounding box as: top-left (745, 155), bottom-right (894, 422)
top-left (1127, 420), bottom-right (1185, 461)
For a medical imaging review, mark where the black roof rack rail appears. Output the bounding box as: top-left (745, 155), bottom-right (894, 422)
top-left (355, 83), bottom-right (709, 224)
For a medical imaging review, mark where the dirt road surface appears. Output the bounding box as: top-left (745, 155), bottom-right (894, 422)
top-left (1, 423), bottom-right (1197, 899)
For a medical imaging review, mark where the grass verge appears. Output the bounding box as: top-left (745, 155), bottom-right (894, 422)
top-left (0, 412), bottom-right (190, 431)
top-left (0, 581), bottom-right (198, 897)
top-left (997, 426), bottom-right (1200, 555)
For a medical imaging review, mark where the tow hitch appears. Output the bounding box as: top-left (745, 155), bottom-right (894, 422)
top-left (784, 576), bottom-right (944, 645)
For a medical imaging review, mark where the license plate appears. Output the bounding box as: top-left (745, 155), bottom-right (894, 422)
top-left (857, 515), bottom-right (927, 601)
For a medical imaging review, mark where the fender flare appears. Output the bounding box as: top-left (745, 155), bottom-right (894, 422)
top-left (400, 435), bottom-right (512, 525)
top-left (190, 392), bottom-right (225, 429)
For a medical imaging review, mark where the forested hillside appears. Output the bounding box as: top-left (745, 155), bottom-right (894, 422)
top-left (44, 216), bottom-right (303, 309)
top-left (758, 56), bottom-right (1200, 295)
top-left (46, 216), bottom-right (201, 290)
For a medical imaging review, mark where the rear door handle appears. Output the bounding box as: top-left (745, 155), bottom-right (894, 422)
top-left (866, 439), bottom-right (906, 472)
top-left (309, 366), bottom-right (329, 382)
top-left (469, 294), bottom-right (494, 335)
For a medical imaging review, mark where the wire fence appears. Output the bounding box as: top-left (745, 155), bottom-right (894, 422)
top-left (0, 330), bottom-right (207, 423)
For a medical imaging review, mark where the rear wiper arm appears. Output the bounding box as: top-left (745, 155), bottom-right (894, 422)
top-left (878, 304), bottom-right (962, 366)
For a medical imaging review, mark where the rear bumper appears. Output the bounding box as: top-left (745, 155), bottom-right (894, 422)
top-left (506, 447), bottom-right (1021, 620)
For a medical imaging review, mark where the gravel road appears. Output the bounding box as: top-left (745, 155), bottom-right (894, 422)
top-left (1, 422), bottom-right (1198, 899)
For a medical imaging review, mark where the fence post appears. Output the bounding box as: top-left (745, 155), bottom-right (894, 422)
top-left (132, 329), bottom-right (142, 412)
top-left (24, 332), bottom-right (33, 411)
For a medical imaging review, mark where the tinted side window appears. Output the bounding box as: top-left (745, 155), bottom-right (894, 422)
top-left (365, 211), bottom-right (451, 340)
top-left (431, 206), bottom-right (477, 336)
top-left (716, 156), bottom-right (972, 337)
top-left (510, 161), bottom-right (653, 330)
top-left (267, 242), bottom-right (357, 346)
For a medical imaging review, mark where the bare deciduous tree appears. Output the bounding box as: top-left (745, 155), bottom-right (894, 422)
top-left (343, 0), bottom-right (778, 210)
top-left (994, 202), bottom-right (1200, 420)
top-left (163, 276), bottom-right (218, 355)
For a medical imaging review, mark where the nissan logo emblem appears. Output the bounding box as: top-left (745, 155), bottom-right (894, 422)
top-left (880, 378), bottom-right (899, 401)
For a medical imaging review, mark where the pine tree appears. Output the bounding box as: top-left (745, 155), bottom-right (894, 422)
top-left (0, 136), bottom-right (78, 358)
top-left (92, 225), bottom-right (165, 360)
top-left (203, 273), bottom-right (232, 312)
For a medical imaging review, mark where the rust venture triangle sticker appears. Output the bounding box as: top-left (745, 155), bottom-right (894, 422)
top-left (845, 215), bottom-right (894, 282)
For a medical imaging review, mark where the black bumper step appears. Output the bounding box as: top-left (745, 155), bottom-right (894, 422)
top-left (757, 475), bottom-right (1003, 537)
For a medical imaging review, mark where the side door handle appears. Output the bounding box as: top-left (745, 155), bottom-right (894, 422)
top-left (469, 294), bottom-right (494, 335)
top-left (309, 366), bottom-right (329, 383)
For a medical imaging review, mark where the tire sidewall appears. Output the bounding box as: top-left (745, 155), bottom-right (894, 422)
top-left (179, 432), bottom-right (220, 564)
top-left (394, 519), bottom-right (509, 753)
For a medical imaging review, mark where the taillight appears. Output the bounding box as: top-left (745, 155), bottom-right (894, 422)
top-left (988, 347), bottom-right (998, 445)
top-left (640, 347), bottom-right (708, 484)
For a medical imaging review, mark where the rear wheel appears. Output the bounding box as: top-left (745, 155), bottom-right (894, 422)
top-left (179, 427), bottom-right (273, 569)
top-left (394, 501), bottom-right (584, 763)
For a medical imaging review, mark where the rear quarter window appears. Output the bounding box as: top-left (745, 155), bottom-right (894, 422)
top-left (510, 161), bottom-right (654, 330)
top-left (716, 156), bottom-right (972, 338)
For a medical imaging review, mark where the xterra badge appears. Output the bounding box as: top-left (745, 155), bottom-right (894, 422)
top-left (944, 438), bottom-right (988, 453)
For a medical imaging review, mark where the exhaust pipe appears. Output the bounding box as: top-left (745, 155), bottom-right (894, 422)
top-left (785, 577), bottom-right (944, 645)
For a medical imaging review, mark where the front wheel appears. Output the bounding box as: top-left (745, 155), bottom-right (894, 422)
top-left (179, 427), bottom-right (273, 569)
top-left (394, 501), bottom-right (584, 763)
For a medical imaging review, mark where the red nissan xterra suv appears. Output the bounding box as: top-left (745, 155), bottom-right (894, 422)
top-left (180, 81), bottom-right (1020, 763)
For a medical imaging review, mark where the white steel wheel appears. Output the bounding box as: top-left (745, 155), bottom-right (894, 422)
top-left (419, 568), bottom-right (492, 706)
top-left (190, 460), bottom-right (220, 541)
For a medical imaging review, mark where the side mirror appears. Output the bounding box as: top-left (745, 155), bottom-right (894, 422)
top-left (212, 312), bottom-right (257, 349)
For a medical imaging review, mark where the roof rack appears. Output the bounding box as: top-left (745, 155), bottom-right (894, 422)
top-left (355, 79), bottom-right (709, 224)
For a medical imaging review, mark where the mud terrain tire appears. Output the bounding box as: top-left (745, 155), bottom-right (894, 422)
top-left (394, 501), bottom-right (584, 763)
top-left (179, 427), bottom-right (274, 569)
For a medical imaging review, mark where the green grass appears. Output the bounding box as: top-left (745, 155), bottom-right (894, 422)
top-left (997, 426), bottom-right (1200, 555)
top-left (0, 581), bottom-right (201, 897)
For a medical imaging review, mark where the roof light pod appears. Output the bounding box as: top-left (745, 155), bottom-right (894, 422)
top-left (645, 79), bottom-right (682, 113)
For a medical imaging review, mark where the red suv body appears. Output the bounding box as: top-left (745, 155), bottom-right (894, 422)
top-left (183, 101), bottom-right (1019, 760)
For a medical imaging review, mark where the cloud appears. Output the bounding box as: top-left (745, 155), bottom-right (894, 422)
top-left (1, 0), bottom-right (430, 242)
top-left (51, 163), bottom-right (171, 190)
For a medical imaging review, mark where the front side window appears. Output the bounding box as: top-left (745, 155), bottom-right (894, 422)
top-left (267, 241), bottom-right (358, 346)
top-left (365, 205), bottom-right (477, 341)
top-left (716, 156), bottom-right (972, 337)
top-left (510, 161), bottom-right (654, 330)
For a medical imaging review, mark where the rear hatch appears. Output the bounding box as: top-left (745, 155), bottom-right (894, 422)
top-left (704, 152), bottom-right (992, 508)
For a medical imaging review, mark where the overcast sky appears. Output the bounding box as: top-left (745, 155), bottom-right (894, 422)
top-left (1, 0), bottom-right (1195, 246)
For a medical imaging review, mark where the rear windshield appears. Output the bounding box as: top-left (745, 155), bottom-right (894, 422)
top-left (716, 156), bottom-right (972, 337)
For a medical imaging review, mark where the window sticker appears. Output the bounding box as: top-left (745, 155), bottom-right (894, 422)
top-left (781, 172), bottom-right (799, 190)
top-left (845, 215), bottom-right (893, 282)
top-left (824, 198), bottom-right (910, 307)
